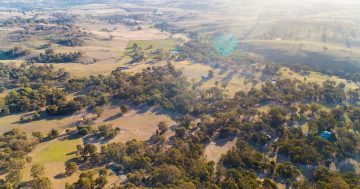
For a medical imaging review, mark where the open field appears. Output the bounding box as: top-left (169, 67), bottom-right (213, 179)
top-left (22, 136), bottom-right (120, 189)
top-left (173, 61), bottom-right (259, 95)
top-left (204, 138), bottom-right (237, 163)
top-left (0, 113), bottom-right (79, 134)
top-left (126, 39), bottom-right (176, 52)
top-left (0, 13), bottom-right (173, 77)
top-left (238, 40), bottom-right (360, 66)
top-left (22, 137), bottom-right (82, 189)
top-left (279, 67), bottom-right (359, 90)
top-left (172, 60), bottom-right (360, 97)
top-left (91, 104), bottom-right (177, 144)
top-left (46, 38), bottom-right (177, 77)
top-left (14, 104), bottom-right (177, 188)
top-left (0, 103), bottom-right (177, 143)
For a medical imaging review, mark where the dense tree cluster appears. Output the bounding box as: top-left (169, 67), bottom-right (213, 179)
top-left (27, 49), bottom-right (83, 63)
top-left (0, 46), bottom-right (30, 59)
top-left (65, 63), bottom-right (194, 113)
top-left (99, 14), bottom-right (145, 26)
top-left (65, 169), bottom-right (108, 189)
top-left (178, 40), bottom-right (231, 67)
top-left (75, 119), bottom-right (120, 140)
top-left (0, 16), bottom-right (47, 26)
top-left (219, 140), bottom-right (302, 188)
top-left (98, 139), bottom-right (215, 188)
top-left (0, 63), bottom-right (69, 90)
top-left (0, 129), bottom-right (37, 188)
top-left (276, 129), bottom-right (335, 165)
top-left (300, 166), bottom-right (360, 189)
top-left (0, 86), bottom-right (85, 116)
top-left (27, 164), bottom-right (52, 189)
top-left (260, 79), bottom-right (351, 105)
top-left (55, 37), bottom-right (84, 47)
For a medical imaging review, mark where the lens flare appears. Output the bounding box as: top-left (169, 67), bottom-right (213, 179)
top-left (213, 33), bottom-right (238, 57)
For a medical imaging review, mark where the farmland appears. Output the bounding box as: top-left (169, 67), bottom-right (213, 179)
top-left (0, 1), bottom-right (360, 189)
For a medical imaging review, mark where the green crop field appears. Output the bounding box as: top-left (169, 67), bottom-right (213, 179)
top-left (32, 138), bottom-right (82, 163)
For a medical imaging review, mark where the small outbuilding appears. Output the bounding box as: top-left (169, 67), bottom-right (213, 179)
top-left (320, 131), bottom-right (332, 140)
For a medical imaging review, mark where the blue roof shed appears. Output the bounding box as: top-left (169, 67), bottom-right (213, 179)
top-left (320, 131), bottom-right (332, 140)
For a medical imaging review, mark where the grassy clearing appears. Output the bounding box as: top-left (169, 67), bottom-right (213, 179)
top-left (0, 113), bottom-right (79, 134)
top-left (279, 67), bottom-right (359, 90)
top-left (204, 139), bottom-right (237, 163)
top-left (92, 104), bottom-right (177, 143)
top-left (32, 138), bottom-right (82, 163)
top-left (174, 61), bottom-right (260, 96)
top-left (240, 40), bottom-right (360, 63)
top-left (15, 103), bottom-right (177, 188)
top-left (51, 39), bottom-right (176, 78)
top-left (22, 138), bottom-right (82, 189)
top-left (50, 61), bottom-right (126, 78)
top-left (176, 60), bottom-right (359, 98)
top-left (174, 61), bottom-right (212, 81)
top-left (126, 39), bottom-right (176, 52)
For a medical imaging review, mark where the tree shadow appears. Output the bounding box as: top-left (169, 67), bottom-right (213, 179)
top-left (133, 104), bottom-right (152, 115)
top-left (58, 132), bottom-right (83, 141)
top-left (335, 160), bottom-right (357, 173)
top-left (213, 137), bottom-right (237, 147)
top-left (54, 173), bottom-right (67, 179)
top-left (0, 51), bottom-right (16, 60)
top-left (54, 157), bottom-right (82, 180)
top-left (66, 151), bottom-right (77, 156)
top-left (83, 134), bottom-right (113, 145)
top-left (218, 67), bottom-right (228, 75)
top-left (222, 71), bottom-right (236, 85)
top-left (104, 113), bottom-right (123, 122)
top-left (150, 106), bottom-right (179, 120)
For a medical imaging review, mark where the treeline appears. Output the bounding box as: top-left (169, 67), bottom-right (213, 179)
top-left (1, 86), bottom-right (88, 116)
top-left (0, 12), bottom-right (76, 26)
top-left (27, 49), bottom-right (83, 64)
top-left (178, 40), bottom-right (231, 67)
top-left (99, 14), bottom-right (145, 26)
top-left (0, 63), bottom-right (188, 117)
top-left (1, 16), bottom-right (47, 26)
top-left (55, 37), bottom-right (84, 47)
top-left (0, 63), bottom-right (73, 116)
top-left (2, 63), bottom-right (360, 119)
top-left (0, 128), bottom-right (60, 188)
top-left (0, 63), bottom-right (69, 90)
top-left (0, 46), bottom-right (30, 60)
top-left (261, 79), bottom-right (350, 105)
top-left (65, 63), bottom-right (192, 113)
top-left (289, 61), bottom-right (360, 83)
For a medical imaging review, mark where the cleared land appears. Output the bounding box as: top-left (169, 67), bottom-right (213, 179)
top-left (0, 113), bottom-right (78, 134)
top-left (17, 104), bottom-right (177, 189)
top-left (50, 38), bottom-right (176, 77)
top-left (204, 138), bottom-right (237, 163)
top-left (92, 104), bottom-right (177, 143)
top-left (22, 137), bottom-right (82, 189)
